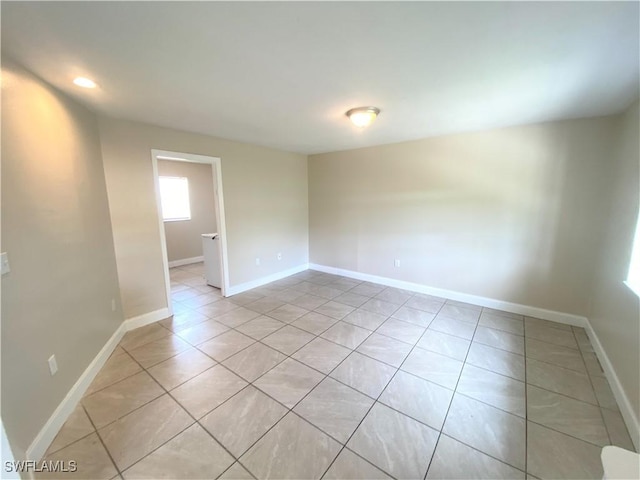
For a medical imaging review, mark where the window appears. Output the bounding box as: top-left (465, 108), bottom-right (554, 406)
top-left (159, 176), bottom-right (191, 221)
top-left (627, 213), bottom-right (640, 296)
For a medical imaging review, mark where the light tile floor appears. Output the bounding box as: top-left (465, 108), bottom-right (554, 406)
top-left (40, 263), bottom-right (635, 479)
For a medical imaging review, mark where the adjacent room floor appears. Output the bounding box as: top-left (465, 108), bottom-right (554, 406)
top-left (39, 263), bottom-right (634, 479)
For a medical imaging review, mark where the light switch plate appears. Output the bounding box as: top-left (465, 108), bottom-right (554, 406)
top-left (1, 253), bottom-right (10, 275)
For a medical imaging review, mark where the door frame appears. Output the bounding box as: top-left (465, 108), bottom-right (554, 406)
top-left (151, 149), bottom-right (230, 314)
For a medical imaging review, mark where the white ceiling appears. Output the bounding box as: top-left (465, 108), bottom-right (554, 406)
top-left (2, 2), bottom-right (638, 154)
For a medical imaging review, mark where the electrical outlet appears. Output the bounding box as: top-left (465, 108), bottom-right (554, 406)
top-left (394, 259), bottom-right (401, 268)
top-left (48, 355), bottom-right (58, 376)
top-left (255, 257), bottom-right (261, 266)
top-left (277, 252), bottom-right (282, 261)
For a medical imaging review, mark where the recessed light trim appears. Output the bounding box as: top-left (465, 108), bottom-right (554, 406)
top-left (73, 77), bottom-right (97, 89)
top-left (346, 106), bottom-right (380, 128)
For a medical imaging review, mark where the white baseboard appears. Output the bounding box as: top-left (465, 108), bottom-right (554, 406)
top-left (309, 263), bottom-right (587, 327)
top-left (25, 321), bottom-right (127, 462)
top-left (168, 256), bottom-right (204, 268)
top-left (226, 264), bottom-right (309, 297)
top-left (124, 308), bottom-right (171, 331)
top-left (585, 320), bottom-right (639, 451)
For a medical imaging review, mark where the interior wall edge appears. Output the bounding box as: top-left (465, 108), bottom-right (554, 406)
top-left (226, 263), bottom-right (310, 297)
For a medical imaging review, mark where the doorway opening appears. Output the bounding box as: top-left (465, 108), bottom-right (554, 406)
top-left (151, 149), bottom-right (229, 315)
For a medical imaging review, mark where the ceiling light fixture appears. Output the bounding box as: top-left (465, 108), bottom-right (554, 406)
top-left (346, 106), bottom-right (380, 128)
top-left (73, 77), bottom-right (97, 88)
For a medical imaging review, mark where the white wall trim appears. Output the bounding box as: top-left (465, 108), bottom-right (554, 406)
top-left (584, 319), bottom-right (640, 451)
top-left (25, 322), bottom-right (127, 462)
top-left (168, 256), bottom-right (204, 268)
top-left (310, 263), bottom-right (587, 327)
top-left (226, 264), bottom-right (309, 296)
top-left (124, 308), bottom-right (171, 331)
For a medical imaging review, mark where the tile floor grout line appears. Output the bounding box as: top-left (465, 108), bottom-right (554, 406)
top-left (79, 404), bottom-right (123, 477)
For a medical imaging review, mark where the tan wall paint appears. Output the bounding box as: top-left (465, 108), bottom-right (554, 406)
top-left (309, 117), bottom-right (617, 316)
top-left (158, 160), bottom-right (217, 263)
top-left (1, 60), bottom-right (123, 457)
top-left (98, 117), bottom-right (309, 319)
top-left (588, 101), bottom-right (640, 434)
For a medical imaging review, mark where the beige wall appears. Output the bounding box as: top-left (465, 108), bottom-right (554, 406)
top-left (158, 160), bottom-right (217, 263)
top-left (309, 117), bottom-right (617, 316)
top-left (588, 101), bottom-right (640, 441)
top-left (1, 60), bottom-right (123, 457)
top-left (98, 117), bottom-right (309, 319)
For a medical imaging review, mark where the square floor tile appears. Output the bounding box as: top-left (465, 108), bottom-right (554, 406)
top-left (240, 412), bottom-right (341, 479)
top-left (122, 424), bottom-right (233, 479)
top-left (270, 289), bottom-right (305, 303)
top-left (315, 301), bottom-right (356, 320)
top-left (350, 283), bottom-right (385, 297)
top-left (526, 358), bottom-right (597, 404)
top-left (120, 323), bottom-right (171, 351)
top-left (427, 434), bottom-right (525, 480)
top-left (197, 330), bottom-right (255, 361)
top-left (160, 311), bottom-right (210, 332)
top-left (292, 337), bottom-right (351, 374)
top-left (98, 394), bottom-right (193, 471)
top-left (439, 304), bottom-right (480, 324)
top-left (127, 334), bottom-right (192, 368)
top-left (219, 462), bottom-right (254, 480)
top-left (430, 316), bottom-right (476, 340)
top-left (294, 377), bottom-right (374, 443)
top-left (474, 326), bottom-right (524, 355)
top-left (45, 404), bottom-right (95, 456)
top-left (222, 342), bottom-right (287, 382)
top-left (85, 351), bottom-right (142, 396)
top-left (348, 403), bottom-right (438, 479)
top-left (227, 291), bottom-right (264, 307)
top-left (83, 371), bottom-right (164, 429)
top-left (267, 304), bottom-right (309, 323)
top-left (333, 291), bottom-right (370, 308)
top-left (527, 385), bottom-right (609, 446)
top-left (342, 309), bottom-right (388, 331)
top-left (375, 288), bottom-right (413, 305)
top-left (40, 432), bottom-right (117, 480)
top-left (180, 292), bottom-right (221, 309)
top-left (196, 300), bottom-right (240, 317)
top-left (601, 408), bottom-right (634, 450)
top-left (591, 375), bottom-right (619, 410)
top-left (525, 338), bottom-right (586, 372)
top-left (465, 342), bottom-right (525, 381)
top-left (417, 329), bottom-right (470, 361)
top-left (392, 306), bottom-right (435, 327)
top-left (360, 298), bottom-right (400, 317)
top-left (376, 318), bottom-right (425, 344)
top-left (330, 352), bottom-right (396, 398)
top-left (525, 316), bottom-right (572, 332)
top-left (254, 358), bottom-right (324, 408)
top-left (527, 422), bottom-right (603, 479)
top-left (290, 294), bottom-right (329, 311)
top-left (147, 348), bottom-right (216, 390)
top-left (312, 285), bottom-right (345, 300)
top-left (201, 385), bottom-right (287, 457)
top-left (262, 325), bottom-right (315, 355)
top-left (524, 323), bottom-right (578, 349)
top-left (235, 315), bottom-right (286, 340)
top-left (379, 370), bottom-right (453, 430)
top-left (175, 319), bottom-right (230, 346)
top-left (456, 364), bottom-right (526, 417)
top-left (291, 311), bottom-right (338, 335)
top-left (478, 312), bottom-right (524, 335)
top-left (171, 365), bottom-right (248, 418)
top-left (323, 448), bottom-right (391, 479)
top-left (401, 348), bottom-right (463, 389)
top-left (246, 297), bottom-right (286, 314)
top-left (215, 307), bottom-right (262, 328)
top-left (356, 333), bottom-right (412, 367)
top-left (404, 295), bottom-right (444, 313)
top-left (443, 394), bottom-right (525, 470)
top-left (321, 322), bottom-right (372, 349)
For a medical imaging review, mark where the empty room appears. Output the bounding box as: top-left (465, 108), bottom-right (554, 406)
top-left (1, 2), bottom-right (639, 479)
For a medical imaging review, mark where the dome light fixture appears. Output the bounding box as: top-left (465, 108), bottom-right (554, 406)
top-left (346, 106), bottom-right (380, 128)
top-left (73, 77), bottom-right (97, 88)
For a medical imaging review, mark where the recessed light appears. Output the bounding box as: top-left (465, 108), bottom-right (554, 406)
top-left (73, 77), bottom-right (97, 89)
top-left (346, 106), bottom-right (380, 128)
